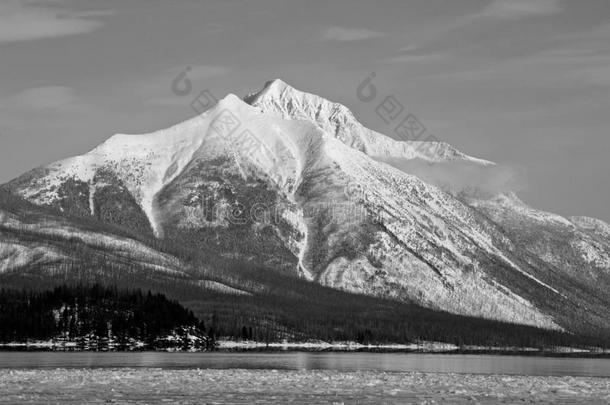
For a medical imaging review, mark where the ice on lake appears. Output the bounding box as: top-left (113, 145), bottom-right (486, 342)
top-left (1, 368), bottom-right (610, 404)
top-left (1, 353), bottom-right (610, 404)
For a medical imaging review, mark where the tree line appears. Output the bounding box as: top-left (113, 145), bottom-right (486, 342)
top-left (0, 284), bottom-right (207, 349)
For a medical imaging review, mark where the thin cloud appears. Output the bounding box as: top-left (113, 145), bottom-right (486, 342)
top-left (377, 158), bottom-right (526, 196)
top-left (384, 53), bottom-right (446, 64)
top-left (322, 26), bottom-right (386, 42)
top-left (385, 0), bottom-right (569, 67)
top-left (0, 86), bottom-right (92, 141)
top-left (1, 86), bottom-right (82, 111)
top-left (476, 0), bottom-right (563, 20)
top-left (0, 0), bottom-right (113, 43)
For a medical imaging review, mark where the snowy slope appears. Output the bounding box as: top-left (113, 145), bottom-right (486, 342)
top-left (7, 94), bottom-right (313, 237)
top-left (571, 216), bottom-right (610, 241)
top-left (0, 192), bottom-right (253, 297)
top-left (0, 201), bottom-right (185, 276)
top-left (467, 192), bottom-right (610, 277)
top-left (10, 104), bottom-right (216, 236)
top-left (301, 137), bottom-right (564, 328)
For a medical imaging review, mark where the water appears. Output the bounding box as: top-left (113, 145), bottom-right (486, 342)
top-left (1, 352), bottom-right (610, 377)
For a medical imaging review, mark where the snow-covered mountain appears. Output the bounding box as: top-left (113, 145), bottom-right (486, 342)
top-left (3, 79), bottom-right (610, 336)
top-left (245, 79), bottom-right (492, 165)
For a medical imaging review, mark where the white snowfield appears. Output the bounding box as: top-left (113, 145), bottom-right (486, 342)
top-left (0, 368), bottom-right (609, 404)
top-left (6, 79), bottom-right (610, 332)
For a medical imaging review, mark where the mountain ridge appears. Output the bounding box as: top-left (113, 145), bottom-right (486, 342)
top-left (245, 79), bottom-right (494, 165)
top-left (2, 79), bottom-right (610, 338)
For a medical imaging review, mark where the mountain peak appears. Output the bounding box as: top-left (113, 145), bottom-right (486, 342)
top-left (244, 78), bottom-right (294, 105)
top-left (243, 79), bottom-right (491, 165)
top-left (263, 78), bottom-right (291, 92)
top-left (217, 93), bottom-right (250, 111)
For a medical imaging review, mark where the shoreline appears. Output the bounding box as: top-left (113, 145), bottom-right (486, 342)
top-left (1, 339), bottom-right (609, 357)
top-left (215, 339), bottom-right (610, 357)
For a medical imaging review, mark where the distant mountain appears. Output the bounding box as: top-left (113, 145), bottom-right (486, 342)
top-left (2, 79), bottom-right (610, 340)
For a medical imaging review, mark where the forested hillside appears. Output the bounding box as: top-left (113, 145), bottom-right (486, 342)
top-left (0, 285), bottom-right (208, 350)
top-left (1, 191), bottom-right (609, 350)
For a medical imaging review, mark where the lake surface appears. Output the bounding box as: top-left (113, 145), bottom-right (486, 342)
top-left (1, 352), bottom-right (610, 377)
top-left (2, 353), bottom-right (610, 404)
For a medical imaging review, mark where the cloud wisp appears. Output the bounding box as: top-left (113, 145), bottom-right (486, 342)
top-left (0, 0), bottom-right (113, 43)
top-left (475, 0), bottom-right (564, 20)
top-left (322, 26), bottom-right (386, 42)
top-left (378, 157), bottom-right (525, 197)
top-left (0, 86), bottom-right (82, 112)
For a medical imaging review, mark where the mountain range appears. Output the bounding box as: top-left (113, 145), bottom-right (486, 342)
top-left (2, 79), bottom-right (609, 343)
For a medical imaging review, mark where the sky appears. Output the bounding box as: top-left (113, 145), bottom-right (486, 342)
top-left (0, 0), bottom-right (609, 222)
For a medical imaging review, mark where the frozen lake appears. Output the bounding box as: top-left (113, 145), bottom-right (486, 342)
top-left (1, 353), bottom-right (610, 404)
top-left (1, 352), bottom-right (610, 377)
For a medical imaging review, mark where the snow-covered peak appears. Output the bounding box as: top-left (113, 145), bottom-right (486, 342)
top-left (218, 92), bottom-right (252, 111)
top-left (245, 78), bottom-right (365, 130)
top-left (7, 80), bottom-right (610, 334)
top-left (11, 91), bottom-right (328, 236)
top-left (250, 78), bottom-right (291, 99)
top-left (244, 79), bottom-right (492, 165)
top-left (89, 93), bottom-right (253, 158)
top-left (244, 78), bottom-right (293, 104)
